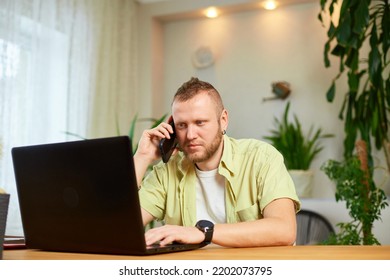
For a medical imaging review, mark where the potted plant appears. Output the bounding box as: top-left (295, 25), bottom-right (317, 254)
top-left (264, 102), bottom-right (333, 197)
top-left (319, 0), bottom-right (389, 244)
top-left (321, 147), bottom-right (388, 245)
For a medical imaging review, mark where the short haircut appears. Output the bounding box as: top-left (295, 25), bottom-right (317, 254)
top-left (172, 77), bottom-right (224, 116)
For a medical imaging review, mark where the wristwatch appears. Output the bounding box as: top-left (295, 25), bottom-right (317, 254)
top-left (195, 220), bottom-right (214, 244)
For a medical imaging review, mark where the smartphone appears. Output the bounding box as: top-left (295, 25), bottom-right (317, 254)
top-left (159, 121), bottom-right (178, 163)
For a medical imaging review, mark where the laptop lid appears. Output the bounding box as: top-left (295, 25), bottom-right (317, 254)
top-left (11, 136), bottom-right (206, 255)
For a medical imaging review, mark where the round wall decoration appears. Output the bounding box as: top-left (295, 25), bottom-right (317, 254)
top-left (192, 46), bottom-right (215, 69)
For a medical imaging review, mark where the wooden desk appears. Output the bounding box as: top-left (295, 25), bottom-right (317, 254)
top-left (3, 245), bottom-right (390, 260)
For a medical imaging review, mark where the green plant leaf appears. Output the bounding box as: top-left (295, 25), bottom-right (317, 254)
top-left (150, 113), bottom-right (168, 128)
top-left (324, 40), bottom-right (331, 67)
top-left (326, 82), bottom-right (336, 102)
top-left (128, 113), bottom-right (138, 140)
top-left (329, 0), bottom-right (338, 16)
top-left (318, 12), bottom-right (323, 24)
top-left (320, 0), bottom-right (326, 11)
top-left (339, 0), bottom-right (352, 16)
top-left (381, 0), bottom-right (390, 61)
top-left (368, 22), bottom-right (382, 88)
top-left (327, 21), bottom-right (336, 38)
top-left (337, 10), bottom-right (352, 46)
top-left (352, 0), bottom-right (369, 34)
top-left (345, 48), bottom-right (359, 70)
top-left (330, 44), bottom-right (345, 57)
top-left (347, 70), bottom-right (359, 92)
top-left (63, 131), bottom-right (87, 140)
top-left (386, 79), bottom-right (390, 107)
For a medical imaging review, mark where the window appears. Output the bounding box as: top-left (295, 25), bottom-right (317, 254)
top-left (0, 16), bottom-right (69, 235)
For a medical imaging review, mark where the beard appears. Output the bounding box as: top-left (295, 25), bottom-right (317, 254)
top-left (182, 126), bottom-right (223, 163)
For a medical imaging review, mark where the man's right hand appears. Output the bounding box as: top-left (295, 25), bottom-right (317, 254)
top-left (133, 120), bottom-right (174, 185)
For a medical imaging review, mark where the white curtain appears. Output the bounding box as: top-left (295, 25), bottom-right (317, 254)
top-left (0, 0), bottom-right (138, 235)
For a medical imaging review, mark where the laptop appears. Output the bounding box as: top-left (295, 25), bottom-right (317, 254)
top-left (11, 136), bottom-right (207, 255)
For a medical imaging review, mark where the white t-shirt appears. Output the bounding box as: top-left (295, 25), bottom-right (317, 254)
top-left (195, 167), bottom-right (226, 224)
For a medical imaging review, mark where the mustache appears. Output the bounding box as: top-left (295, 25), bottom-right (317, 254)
top-left (183, 141), bottom-right (203, 146)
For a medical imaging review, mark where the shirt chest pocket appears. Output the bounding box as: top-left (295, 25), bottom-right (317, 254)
top-left (236, 203), bottom-right (262, 222)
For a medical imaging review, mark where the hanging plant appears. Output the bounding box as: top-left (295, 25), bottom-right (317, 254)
top-left (318, 0), bottom-right (390, 164)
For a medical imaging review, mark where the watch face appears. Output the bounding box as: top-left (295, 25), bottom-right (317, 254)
top-left (196, 220), bottom-right (214, 244)
top-left (198, 220), bottom-right (214, 229)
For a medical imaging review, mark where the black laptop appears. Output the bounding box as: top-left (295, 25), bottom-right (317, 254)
top-left (11, 136), bottom-right (207, 255)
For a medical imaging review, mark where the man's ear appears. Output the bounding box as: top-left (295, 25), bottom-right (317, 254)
top-left (220, 109), bottom-right (228, 131)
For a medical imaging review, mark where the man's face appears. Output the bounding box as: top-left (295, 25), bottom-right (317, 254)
top-left (172, 93), bottom-right (227, 166)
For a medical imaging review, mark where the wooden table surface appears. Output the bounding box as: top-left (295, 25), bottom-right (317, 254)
top-left (3, 245), bottom-right (390, 260)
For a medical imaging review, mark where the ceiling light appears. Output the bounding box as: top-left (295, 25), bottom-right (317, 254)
top-left (205, 7), bottom-right (219, 18)
top-left (262, 0), bottom-right (278, 10)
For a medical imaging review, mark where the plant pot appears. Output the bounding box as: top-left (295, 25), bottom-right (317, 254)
top-left (0, 193), bottom-right (10, 260)
top-left (289, 169), bottom-right (314, 198)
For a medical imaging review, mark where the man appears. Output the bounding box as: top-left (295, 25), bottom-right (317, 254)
top-left (133, 77), bottom-right (300, 248)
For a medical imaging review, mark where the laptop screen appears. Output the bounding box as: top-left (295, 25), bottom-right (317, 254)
top-left (12, 136), bottom-right (207, 255)
top-left (12, 136), bottom-right (150, 255)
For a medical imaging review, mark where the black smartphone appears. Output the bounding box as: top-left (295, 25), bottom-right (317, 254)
top-left (159, 121), bottom-right (178, 163)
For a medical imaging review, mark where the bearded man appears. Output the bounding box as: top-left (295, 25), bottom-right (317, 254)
top-left (134, 77), bottom-right (300, 248)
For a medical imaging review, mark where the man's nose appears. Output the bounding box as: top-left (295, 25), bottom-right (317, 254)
top-left (186, 125), bottom-right (197, 140)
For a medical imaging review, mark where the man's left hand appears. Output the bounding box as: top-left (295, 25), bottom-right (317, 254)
top-left (145, 225), bottom-right (205, 246)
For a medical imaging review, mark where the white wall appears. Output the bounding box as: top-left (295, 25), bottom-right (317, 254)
top-left (162, 3), bottom-right (343, 199)
top-left (137, 0), bottom-right (390, 243)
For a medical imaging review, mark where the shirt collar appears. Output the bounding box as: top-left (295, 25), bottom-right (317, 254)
top-left (176, 134), bottom-right (235, 177)
top-left (219, 135), bottom-right (235, 177)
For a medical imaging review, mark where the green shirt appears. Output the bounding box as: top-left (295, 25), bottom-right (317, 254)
top-left (139, 135), bottom-right (300, 226)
